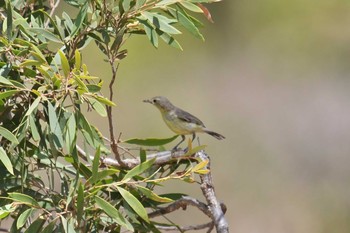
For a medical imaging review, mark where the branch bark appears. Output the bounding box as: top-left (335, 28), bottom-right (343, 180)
top-left (198, 151), bottom-right (229, 233)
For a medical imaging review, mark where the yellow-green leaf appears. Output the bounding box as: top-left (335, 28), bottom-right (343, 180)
top-left (0, 147), bottom-right (14, 175)
top-left (58, 50), bottom-right (70, 78)
top-left (117, 186), bottom-right (149, 223)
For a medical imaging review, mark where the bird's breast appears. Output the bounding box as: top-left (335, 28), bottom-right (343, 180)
top-left (162, 111), bottom-right (203, 135)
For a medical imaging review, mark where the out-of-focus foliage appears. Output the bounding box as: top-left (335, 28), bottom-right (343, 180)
top-left (0, 0), bottom-right (219, 231)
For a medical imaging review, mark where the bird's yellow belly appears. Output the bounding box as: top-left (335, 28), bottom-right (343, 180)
top-left (162, 112), bottom-right (203, 135)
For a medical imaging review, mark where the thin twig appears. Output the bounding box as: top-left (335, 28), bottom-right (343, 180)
top-left (149, 196), bottom-right (211, 218)
top-left (45, 0), bottom-right (60, 27)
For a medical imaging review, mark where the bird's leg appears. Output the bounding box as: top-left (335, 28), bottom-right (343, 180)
top-left (196, 135), bottom-right (201, 146)
top-left (172, 135), bottom-right (186, 151)
top-left (191, 133), bottom-right (196, 142)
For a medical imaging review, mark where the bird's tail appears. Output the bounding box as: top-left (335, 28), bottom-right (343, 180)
top-left (204, 130), bottom-right (225, 140)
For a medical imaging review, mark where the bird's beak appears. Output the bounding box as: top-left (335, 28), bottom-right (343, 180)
top-left (143, 99), bottom-right (152, 104)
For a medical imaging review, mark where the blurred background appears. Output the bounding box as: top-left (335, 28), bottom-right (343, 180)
top-left (83, 0), bottom-right (350, 232)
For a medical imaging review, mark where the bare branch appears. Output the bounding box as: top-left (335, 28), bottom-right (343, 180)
top-left (45, 0), bottom-right (60, 27)
top-left (197, 151), bottom-right (229, 233)
top-left (155, 222), bottom-right (214, 232)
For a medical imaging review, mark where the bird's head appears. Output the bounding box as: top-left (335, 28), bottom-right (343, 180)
top-left (143, 96), bottom-right (174, 112)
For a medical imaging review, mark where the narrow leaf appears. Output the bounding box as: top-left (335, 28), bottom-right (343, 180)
top-left (20, 59), bottom-right (42, 67)
top-left (95, 196), bottom-right (134, 231)
top-left (123, 135), bottom-right (179, 146)
top-left (94, 95), bottom-right (116, 106)
top-left (117, 186), bottom-right (149, 223)
top-left (91, 146), bottom-right (101, 184)
top-left (141, 12), bottom-right (181, 34)
top-left (25, 97), bottom-right (41, 116)
top-left (0, 147), bottom-right (14, 175)
top-left (48, 101), bottom-right (64, 149)
top-left (157, 30), bottom-right (183, 50)
top-left (0, 75), bottom-right (14, 86)
top-left (122, 158), bottom-right (156, 182)
top-left (8, 193), bottom-right (40, 207)
top-left (88, 97), bottom-right (107, 117)
top-left (179, 2), bottom-right (203, 13)
top-left (136, 186), bottom-right (173, 203)
top-left (58, 50), bottom-right (70, 78)
top-left (74, 49), bottom-right (81, 70)
top-left (76, 183), bottom-right (84, 223)
top-left (27, 28), bottom-right (63, 43)
top-left (0, 126), bottom-right (19, 144)
top-left (23, 218), bottom-right (45, 233)
top-left (169, 8), bottom-right (204, 40)
top-left (17, 208), bottom-right (34, 229)
top-left (0, 90), bottom-right (18, 100)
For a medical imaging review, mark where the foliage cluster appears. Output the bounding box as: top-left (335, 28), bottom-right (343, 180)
top-left (0, 0), bottom-right (220, 231)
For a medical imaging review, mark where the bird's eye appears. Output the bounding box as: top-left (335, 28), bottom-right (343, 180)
top-left (153, 99), bottom-right (157, 103)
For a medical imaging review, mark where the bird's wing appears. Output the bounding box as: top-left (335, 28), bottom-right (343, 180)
top-left (175, 108), bottom-right (205, 127)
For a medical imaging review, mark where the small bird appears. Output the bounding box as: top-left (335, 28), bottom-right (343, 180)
top-left (143, 96), bottom-right (225, 150)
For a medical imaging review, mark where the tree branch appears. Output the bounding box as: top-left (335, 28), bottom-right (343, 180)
top-left (197, 151), bottom-right (229, 233)
top-left (148, 196), bottom-right (211, 218)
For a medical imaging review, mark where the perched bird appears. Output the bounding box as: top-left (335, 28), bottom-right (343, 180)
top-left (143, 96), bottom-right (225, 150)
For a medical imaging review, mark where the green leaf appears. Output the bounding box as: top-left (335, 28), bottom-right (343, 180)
top-left (136, 186), bottom-right (173, 203)
top-left (86, 84), bottom-right (102, 92)
top-left (156, 30), bottom-right (183, 50)
top-left (95, 169), bottom-right (120, 181)
top-left (65, 113), bottom-right (76, 152)
top-left (0, 126), bottom-right (19, 144)
top-left (74, 50), bottom-right (81, 70)
top-left (8, 193), bottom-right (40, 207)
top-left (87, 97), bottom-right (107, 117)
top-left (23, 217), bottom-right (45, 233)
top-left (122, 158), bottom-right (156, 182)
top-left (0, 204), bottom-right (16, 219)
top-left (17, 208), bottom-right (34, 229)
top-left (169, 8), bottom-right (204, 40)
top-left (117, 186), bottom-right (149, 223)
top-left (73, 75), bottom-right (88, 92)
top-left (184, 144), bottom-right (207, 156)
top-left (29, 115), bottom-right (40, 142)
top-left (48, 101), bottom-right (64, 149)
top-left (30, 51), bottom-right (47, 64)
top-left (41, 218), bottom-right (57, 233)
top-left (123, 135), bottom-right (179, 146)
top-left (94, 95), bottom-right (116, 106)
top-left (0, 90), bottom-right (18, 100)
top-left (122, 0), bottom-right (132, 11)
top-left (25, 97), bottom-right (41, 116)
top-left (20, 59), bottom-right (42, 67)
top-left (27, 28), bottom-right (63, 43)
top-left (136, 0), bottom-right (147, 9)
top-left (76, 183), bottom-right (84, 224)
top-left (6, 0), bottom-right (13, 40)
top-left (70, 2), bottom-right (88, 37)
top-left (139, 19), bottom-right (158, 48)
top-left (0, 75), bottom-right (14, 86)
top-left (95, 196), bottom-right (134, 231)
top-left (141, 12), bottom-right (181, 34)
top-left (58, 50), bottom-right (70, 78)
top-left (179, 2), bottom-right (203, 13)
top-left (0, 147), bottom-right (14, 175)
top-left (60, 216), bottom-right (76, 233)
top-left (140, 148), bottom-right (146, 163)
top-left (91, 146), bottom-right (101, 184)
